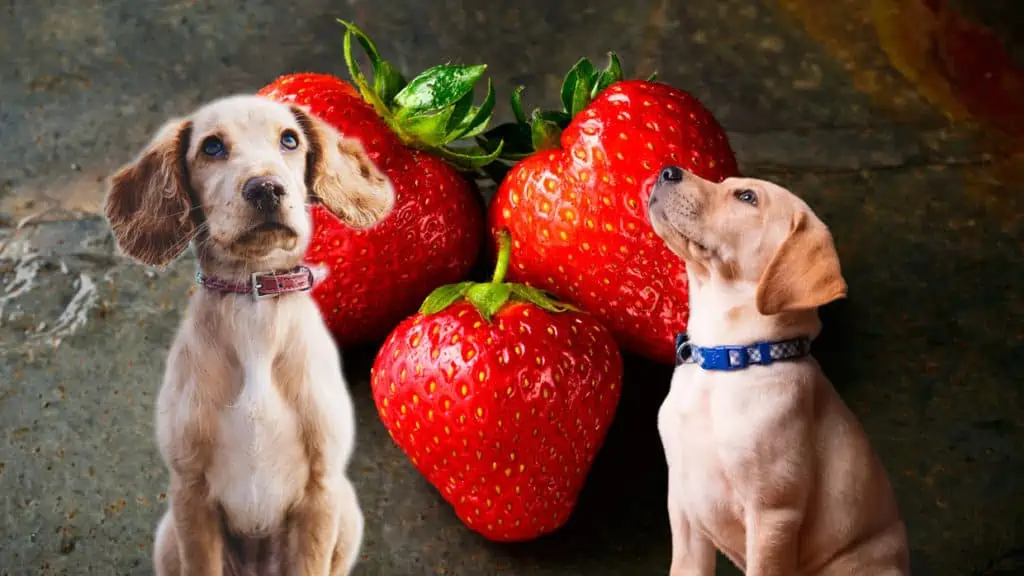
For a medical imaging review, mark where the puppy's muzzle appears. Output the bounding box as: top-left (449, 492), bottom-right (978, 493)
top-left (242, 176), bottom-right (286, 214)
top-left (649, 165), bottom-right (688, 212)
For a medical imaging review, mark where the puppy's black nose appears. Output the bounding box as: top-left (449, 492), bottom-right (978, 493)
top-left (659, 165), bottom-right (685, 183)
top-left (242, 176), bottom-right (285, 212)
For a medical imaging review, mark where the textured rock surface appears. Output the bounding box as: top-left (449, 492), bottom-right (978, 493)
top-left (1, 0), bottom-right (1022, 574)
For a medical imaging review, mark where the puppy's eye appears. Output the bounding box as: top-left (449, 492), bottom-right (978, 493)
top-left (201, 136), bottom-right (226, 157)
top-left (733, 189), bottom-right (758, 206)
top-left (280, 130), bottom-right (299, 151)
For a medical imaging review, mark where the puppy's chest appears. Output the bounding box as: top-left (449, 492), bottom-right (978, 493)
top-left (669, 370), bottom-right (745, 532)
top-left (206, 369), bottom-right (309, 536)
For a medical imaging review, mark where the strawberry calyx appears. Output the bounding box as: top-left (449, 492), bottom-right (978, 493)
top-left (476, 52), bottom-right (656, 181)
top-left (339, 20), bottom-right (503, 172)
top-left (419, 230), bottom-right (578, 322)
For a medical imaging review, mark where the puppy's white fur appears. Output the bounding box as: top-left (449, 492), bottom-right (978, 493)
top-left (648, 170), bottom-right (909, 575)
top-left (105, 95), bottom-right (394, 575)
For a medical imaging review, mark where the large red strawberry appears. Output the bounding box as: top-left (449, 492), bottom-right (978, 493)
top-left (371, 231), bottom-right (623, 542)
top-left (259, 21), bottom-right (505, 346)
top-left (482, 55), bottom-right (739, 363)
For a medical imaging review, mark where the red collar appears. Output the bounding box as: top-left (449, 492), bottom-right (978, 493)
top-left (195, 266), bottom-right (315, 299)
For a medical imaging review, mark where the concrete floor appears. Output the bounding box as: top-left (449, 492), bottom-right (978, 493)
top-left (2, 0), bottom-right (1023, 574)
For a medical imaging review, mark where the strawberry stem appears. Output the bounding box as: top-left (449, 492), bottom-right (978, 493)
top-left (418, 230), bottom-right (578, 321)
top-left (337, 20), bottom-right (504, 173)
top-left (491, 230), bottom-right (511, 284)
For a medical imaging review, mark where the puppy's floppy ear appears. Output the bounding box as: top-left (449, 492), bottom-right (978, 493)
top-left (291, 106), bottom-right (395, 229)
top-left (104, 119), bottom-right (197, 267)
top-left (755, 211), bottom-right (847, 315)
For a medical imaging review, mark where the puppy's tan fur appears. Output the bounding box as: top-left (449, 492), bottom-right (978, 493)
top-left (648, 170), bottom-right (909, 575)
top-left (105, 95), bottom-right (394, 575)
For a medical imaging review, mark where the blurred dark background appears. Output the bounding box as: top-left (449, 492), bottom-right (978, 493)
top-left (1, 1), bottom-right (1022, 574)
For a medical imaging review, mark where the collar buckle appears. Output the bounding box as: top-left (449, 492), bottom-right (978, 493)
top-left (251, 266), bottom-right (315, 299)
top-left (675, 333), bottom-right (693, 365)
top-left (251, 271), bottom-right (275, 299)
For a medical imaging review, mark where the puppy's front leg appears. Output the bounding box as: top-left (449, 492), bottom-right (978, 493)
top-left (726, 385), bottom-right (814, 576)
top-left (668, 482), bottom-right (716, 576)
top-left (660, 382), bottom-right (715, 576)
top-left (329, 478), bottom-right (365, 574)
top-left (170, 474), bottom-right (224, 575)
top-left (745, 508), bottom-right (803, 576)
top-left (289, 481), bottom-right (341, 575)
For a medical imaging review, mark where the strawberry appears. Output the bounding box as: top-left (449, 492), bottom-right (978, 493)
top-left (482, 55), bottom-right (739, 363)
top-left (258, 21), bottom-right (505, 346)
top-left (370, 231), bottom-right (623, 542)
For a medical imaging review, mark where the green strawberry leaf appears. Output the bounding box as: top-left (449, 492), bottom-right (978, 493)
top-left (435, 141), bottom-right (505, 171)
top-left (338, 20), bottom-right (407, 106)
top-left (447, 79), bottom-right (496, 141)
top-left (420, 281), bottom-right (474, 315)
top-left (465, 283), bottom-right (512, 322)
top-left (560, 57), bottom-right (598, 117)
top-left (444, 89), bottom-right (475, 140)
top-left (479, 123), bottom-right (532, 159)
top-left (510, 86), bottom-right (527, 125)
top-left (393, 64), bottom-right (488, 117)
top-left (403, 107), bottom-right (457, 148)
top-left (569, 81), bottom-right (592, 117)
top-left (457, 79), bottom-right (497, 139)
top-left (537, 109), bottom-right (572, 127)
top-left (530, 109), bottom-right (562, 152)
top-left (591, 52), bottom-right (624, 99)
top-left (488, 53), bottom-right (634, 168)
top-left (374, 59), bottom-right (407, 108)
top-left (509, 284), bottom-right (579, 313)
top-left (339, 20), bottom-right (391, 118)
top-left (338, 20), bottom-right (502, 173)
top-left (647, 71), bottom-right (659, 82)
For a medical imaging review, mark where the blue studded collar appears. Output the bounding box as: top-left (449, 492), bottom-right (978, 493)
top-left (675, 332), bottom-right (811, 371)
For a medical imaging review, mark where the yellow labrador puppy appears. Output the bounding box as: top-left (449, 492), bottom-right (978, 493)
top-left (105, 95), bottom-right (394, 575)
top-left (648, 166), bottom-right (909, 576)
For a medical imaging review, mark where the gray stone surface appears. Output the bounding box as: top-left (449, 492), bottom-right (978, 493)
top-left (2, 0), bottom-right (1023, 575)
